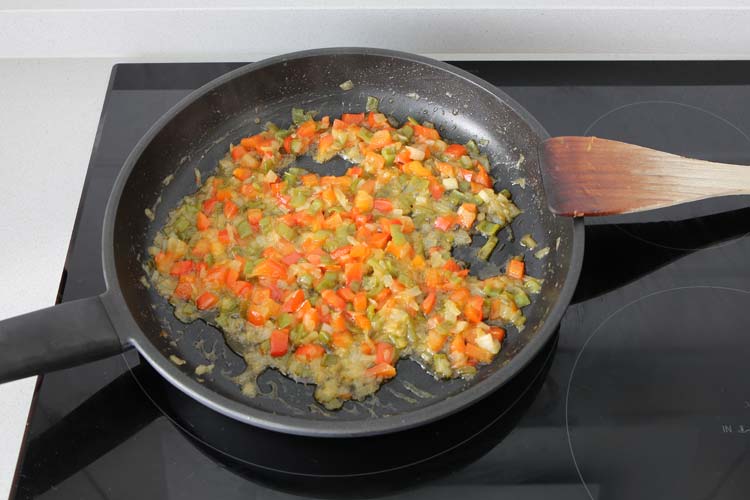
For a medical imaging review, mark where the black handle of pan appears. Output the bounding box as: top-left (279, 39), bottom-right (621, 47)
top-left (0, 295), bottom-right (126, 383)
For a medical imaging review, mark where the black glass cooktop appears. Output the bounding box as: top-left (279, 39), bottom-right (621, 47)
top-left (11, 61), bottom-right (750, 500)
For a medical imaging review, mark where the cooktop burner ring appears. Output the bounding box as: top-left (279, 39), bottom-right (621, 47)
top-left (565, 285), bottom-right (750, 500)
top-left (123, 331), bottom-right (557, 478)
top-left (584, 99), bottom-right (750, 251)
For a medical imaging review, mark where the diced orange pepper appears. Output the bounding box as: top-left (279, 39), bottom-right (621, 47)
top-left (341, 113), bottom-right (365, 125)
top-left (375, 342), bottom-right (395, 365)
top-left (365, 363), bottom-right (396, 378)
top-left (196, 212), bottom-right (211, 231)
top-left (466, 343), bottom-right (492, 363)
top-left (368, 130), bottom-right (393, 150)
top-left (427, 330), bottom-right (446, 352)
top-left (233, 168), bottom-right (252, 181)
top-left (507, 259), bottom-right (525, 280)
top-left (297, 120), bottom-right (317, 138)
top-left (321, 289), bottom-right (347, 311)
top-left (354, 313), bottom-right (371, 332)
top-left (421, 291), bottom-right (437, 314)
top-left (353, 292), bottom-right (368, 313)
top-left (332, 330), bottom-right (354, 349)
top-left (231, 145), bottom-right (248, 160)
top-left (301, 174), bottom-right (319, 186)
top-left (412, 124), bottom-right (440, 140)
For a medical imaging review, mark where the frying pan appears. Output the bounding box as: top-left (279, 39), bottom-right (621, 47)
top-left (0, 48), bottom-right (583, 437)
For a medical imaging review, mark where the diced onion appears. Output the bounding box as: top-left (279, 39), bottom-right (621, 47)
top-left (476, 333), bottom-right (500, 354)
top-left (405, 146), bottom-right (425, 160)
top-left (478, 189), bottom-right (493, 203)
top-left (264, 170), bottom-right (278, 183)
top-left (442, 177), bottom-right (458, 190)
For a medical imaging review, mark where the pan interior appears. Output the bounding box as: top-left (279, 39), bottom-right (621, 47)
top-left (112, 51), bottom-right (576, 426)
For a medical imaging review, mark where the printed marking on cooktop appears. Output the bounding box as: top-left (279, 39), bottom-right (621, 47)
top-left (722, 424), bottom-right (750, 434)
top-left (565, 286), bottom-right (750, 500)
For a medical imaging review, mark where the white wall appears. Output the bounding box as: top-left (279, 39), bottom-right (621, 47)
top-left (3, 1), bottom-right (750, 60)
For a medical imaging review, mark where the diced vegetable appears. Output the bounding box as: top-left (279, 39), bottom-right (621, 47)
top-left (150, 105), bottom-right (536, 411)
top-left (507, 259), bottom-right (525, 279)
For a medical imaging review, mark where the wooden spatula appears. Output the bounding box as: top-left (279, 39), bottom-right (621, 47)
top-left (540, 136), bottom-right (750, 216)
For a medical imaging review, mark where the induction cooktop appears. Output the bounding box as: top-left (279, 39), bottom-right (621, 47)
top-left (11, 61), bottom-right (750, 500)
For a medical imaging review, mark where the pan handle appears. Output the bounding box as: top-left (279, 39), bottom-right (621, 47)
top-left (0, 295), bottom-right (126, 384)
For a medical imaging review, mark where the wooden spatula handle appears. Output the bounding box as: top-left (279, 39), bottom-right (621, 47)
top-left (541, 136), bottom-right (750, 216)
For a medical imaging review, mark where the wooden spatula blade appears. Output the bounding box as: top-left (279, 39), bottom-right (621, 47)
top-left (540, 136), bottom-right (750, 216)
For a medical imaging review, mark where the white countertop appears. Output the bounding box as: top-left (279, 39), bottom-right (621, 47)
top-left (4, 2), bottom-right (750, 499)
top-left (0, 58), bottom-right (114, 499)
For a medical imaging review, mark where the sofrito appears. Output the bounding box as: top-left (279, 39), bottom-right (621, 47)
top-left (149, 103), bottom-right (541, 409)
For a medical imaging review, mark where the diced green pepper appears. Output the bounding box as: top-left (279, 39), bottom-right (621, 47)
top-left (357, 128), bottom-right (373, 142)
top-left (398, 125), bottom-right (414, 139)
top-left (291, 108), bottom-right (307, 125)
top-left (323, 353), bottom-right (339, 367)
top-left (514, 290), bottom-right (531, 308)
top-left (366, 96), bottom-right (379, 112)
top-left (478, 236), bottom-right (499, 260)
top-left (174, 216), bottom-right (190, 233)
top-left (278, 313), bottom-right (294, 328)
top-left (465, 139), bottom-right (480, 156)
top-left (389, 224), bottom-right (407, 246)
top-left (290, 138), bottom-right (303, 154)
top-left (237, 220), bottom-right (253, 238)
top-left (381, 145), bottom-right (397, 165)
top-left (289, 188), bottom-right (307, 208)
top-left (308, 199), bottom-right (323, 214)
top-left (476, 220), bottom-right (500, 237)
top-left (274, 128), bottom-right (293, 140)
top-left (276, 222), bottom-right (295, 241)
top-left (315, 271), bottom-right (339, 291)
top-left (297, 273), bottom-right (313, 288)
top-left (433, 354), bottom-right (452, 378)
top-left (259, 216), bottom-right (273, 234)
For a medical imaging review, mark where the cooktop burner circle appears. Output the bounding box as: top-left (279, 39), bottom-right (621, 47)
top-left (565, 286), bottom-right (750, 500)
top-left (124, 329), bottom-right (557, 487)
top-left (583, 100), bottom-right (750, 249)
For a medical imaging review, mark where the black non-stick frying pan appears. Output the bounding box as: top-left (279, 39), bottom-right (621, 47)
top-left (0, 48), bottom-right (583, 437)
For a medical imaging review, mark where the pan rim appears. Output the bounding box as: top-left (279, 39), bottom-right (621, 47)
top-left (102, 47), bottom-right (585, 437)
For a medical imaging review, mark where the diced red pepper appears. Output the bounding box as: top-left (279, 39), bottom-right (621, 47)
top-left (169, 260), bottom-right (194, 276)
top-left (270, 329), bottom-right (290, 357)
top-left (444, 144), bottom-right (468, 158)
top-left (282, 289), bottom-right (305, 313)
top-left (464, 295), bottom-right (484, 323)
top-left (196, 292), bottom-right (218, 310)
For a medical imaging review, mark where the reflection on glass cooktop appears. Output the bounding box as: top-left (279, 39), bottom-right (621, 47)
top-left (11, 61), bottom-right (750, 500)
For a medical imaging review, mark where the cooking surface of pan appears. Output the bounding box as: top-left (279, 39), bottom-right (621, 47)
top-left (103, 48), bottom-right (582, 435)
